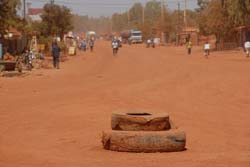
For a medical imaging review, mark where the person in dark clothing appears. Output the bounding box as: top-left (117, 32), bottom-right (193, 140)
top-left (89, 39), bottom-right (94, 52)
top-left (52, 42), bottom-right (60, 69)
top-left (81, 39), bottom-right (87, 51)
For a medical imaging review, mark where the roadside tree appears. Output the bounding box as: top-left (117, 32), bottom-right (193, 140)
top-left (0, 0), bottom-right (21, 36)
top-left (40, 3), bottom-right (74, 38)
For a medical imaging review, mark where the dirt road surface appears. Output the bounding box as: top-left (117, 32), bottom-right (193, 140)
top-left (0, 41), bottom-right (250, 167)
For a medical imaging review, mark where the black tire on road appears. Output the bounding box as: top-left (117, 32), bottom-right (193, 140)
top-left (111, 111), bottom-right (171, 131)
top-left (102, 130), bottom-right (186, 153)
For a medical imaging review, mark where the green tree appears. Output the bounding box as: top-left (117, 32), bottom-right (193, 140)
top-left (141, 0), bottom-right (161, 38)
top-left (111, 13), bottom-right (128, 32)
top-left (128, 3), bottom-right (143, 28)
top-left (198, 0), bottom-right (232, 48)
top-left (226, 0), bottom-right (250, 25)
top-left (40, 3), bottom-right (74, 38)
top-left (0, 0), bottom-right (21, 35)
top-left (144, 0), bottom-right (161, 25)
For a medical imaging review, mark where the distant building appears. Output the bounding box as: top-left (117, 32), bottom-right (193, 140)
top-left (234, 26), bottom-right (250, 47)
top-left (178, 27), bottom-right (199, 46)
top-left (8, 27), bottom-right (22, 38)
top-left (2, 27), bottom-right (27, 55)
top-left (214, 26), bottom-right (250, 50)
top-left (28, 8), bottom-right (43, 22)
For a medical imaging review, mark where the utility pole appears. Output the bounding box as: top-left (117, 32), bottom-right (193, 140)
top-left (110, 17), bottom-right (113, 33)
top-left (23, 0), bottom-right (26, 20)
top-left (142, 6), bottom-right (145, 26)
top-left (127, 9), bottom-right (130, 27)
top-left (161, 0), bottom-right (164, 28)
top-left (184, 0), bottom-right (187, 28)
top-left (177, 1), bottom-right (180, 45)
top-left (178, 2), bottom-right (180, 30)
top-left (160, 0), bottom-right (165, 43)
top-left (49, 0), bottom-right (55, 36)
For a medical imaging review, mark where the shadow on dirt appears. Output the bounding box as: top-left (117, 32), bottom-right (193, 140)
top-left (1, 72), bottom-right (29, 78)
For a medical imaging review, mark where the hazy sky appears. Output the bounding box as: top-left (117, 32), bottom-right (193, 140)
top-left (26, 0), bottom-right (198, 17)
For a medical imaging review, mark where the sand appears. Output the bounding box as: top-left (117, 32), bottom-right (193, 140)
top-left (0, 41), bottom-right (250, 167)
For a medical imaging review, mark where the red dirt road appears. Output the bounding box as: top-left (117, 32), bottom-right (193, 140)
top-left (0, 41), bottom-right (250, 167)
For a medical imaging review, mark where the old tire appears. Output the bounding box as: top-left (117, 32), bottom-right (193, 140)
top-left (111, 111), bottom-right (171, 131)
top-left (102, 130), bottom-right (186, 153)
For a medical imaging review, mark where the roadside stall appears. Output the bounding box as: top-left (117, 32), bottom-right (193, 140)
top-left (0, 28), bottom-right (27, 73)
top-left (0, 53), bottom-right (22, 73)
top-left (64, 33), bottom-right (77, 56)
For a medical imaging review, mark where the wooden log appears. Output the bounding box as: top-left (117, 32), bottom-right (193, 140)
top-left (102, 130), bottom-right (186, 153)
top-left (111, 111), bottom-right (171, 131)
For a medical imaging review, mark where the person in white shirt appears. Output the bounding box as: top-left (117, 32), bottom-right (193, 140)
top-left (146, 39), bottom-right (151, 48)
top-left (112, 37), bottom-right (119, 56)
top-left (244, 41), bottom-right (250, 58)
top-left (204, 41), bottom-right (210, 58)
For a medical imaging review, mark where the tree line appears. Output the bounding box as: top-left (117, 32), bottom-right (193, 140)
top-left (74, 0), bottom-right (250, 43)
top-left (2, 0), bottom-right (250, 44)
top-left (0, 0), bottom-right (22, 37)
top-left (0, 0), bottom-right (74, 41)
top-left (198, 0), bottom-right (250, 44)
top-left (73, 0), bottom-right (198, 40)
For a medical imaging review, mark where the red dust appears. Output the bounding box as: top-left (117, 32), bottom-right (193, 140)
top-left (0, 41), bottom-right (250, 167)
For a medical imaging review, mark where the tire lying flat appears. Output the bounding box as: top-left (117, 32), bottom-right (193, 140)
top-left (111, 111), bottom-right (171, 131)
top-left (102, 129), bottom-right (186, 153)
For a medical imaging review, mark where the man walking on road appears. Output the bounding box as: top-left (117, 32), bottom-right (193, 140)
top-left (81, 39), bottom-right (87, 52)
top-left (244, 41), bottom-right (250, 58)
top-left (89, 39), bottom-right (95, 52)
top-left (52, 42), bottom-right (60, 69)
top-left (186, 40), bottom-right (192, 55)
top-left (204, 41), bottom-right (210, 58)
top-left (112, 37), bottom-right (119, 56)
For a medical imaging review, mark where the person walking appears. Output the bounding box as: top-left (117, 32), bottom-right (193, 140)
top-left (89, 39), bottom-right (95, 52)
top-left (81, 39), bottom-right (87, 52)
top-left (186, 40), bottom-right (192, 55)
top-left (244, 41), bottom-right (250, 58)
top-left (52, 42), bottom-right (60, 69)
top-left (112, 38), bottom-right (119, 56)
top-left (146, 39), bottom-right (151, 48)
top-left (204, 41), bottom-right (210, 58)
